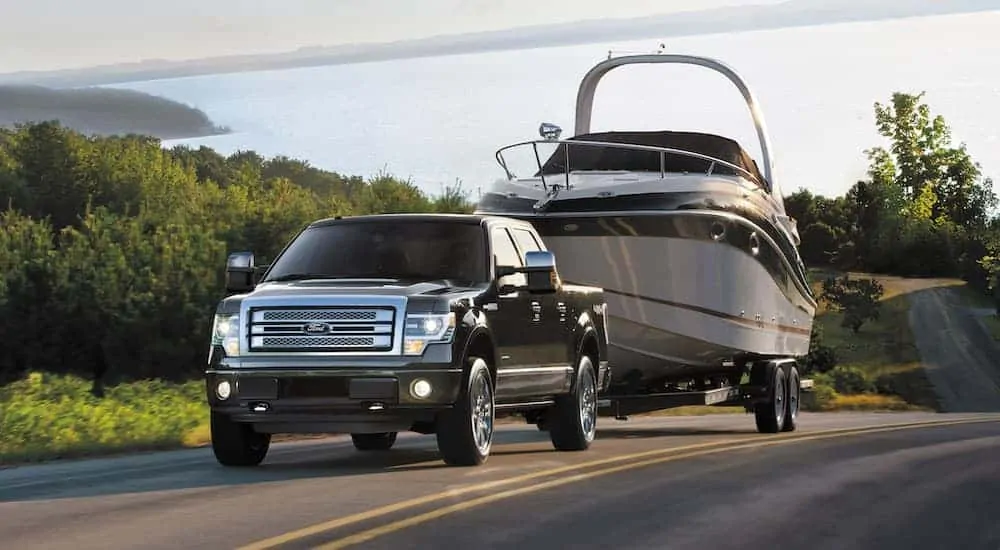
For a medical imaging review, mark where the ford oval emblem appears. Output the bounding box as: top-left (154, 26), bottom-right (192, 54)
top-left (303, 322), bottom-right (330, 334)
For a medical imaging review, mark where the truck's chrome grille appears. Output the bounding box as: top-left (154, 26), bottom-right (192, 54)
top-left (247, 307), bottom-right (396, 352)
top-left (261, 310), bottom-right (376, 322)
top-left (260, 336), bottom-right (376, 347)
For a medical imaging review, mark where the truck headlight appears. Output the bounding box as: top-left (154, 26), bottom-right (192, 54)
top-left (403, 312), bottom-right (456, 356)
top-left (211, 313), bottom-right (241, 357)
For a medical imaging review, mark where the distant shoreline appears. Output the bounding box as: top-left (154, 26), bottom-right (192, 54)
top-left (0, 85), bottom-right (230, 141)
top-left (0, 0), bottom-right (994, 89)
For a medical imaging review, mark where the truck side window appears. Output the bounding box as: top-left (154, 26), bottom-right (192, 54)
top-left (511, 228), bottom-right (543, 262)
top-left (491, 227), bottom-right (525, 287)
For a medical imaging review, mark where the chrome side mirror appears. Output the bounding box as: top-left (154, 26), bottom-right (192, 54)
top-left (523, 250), bottom-right (558, 293)
top-left (225, 251), bottom-right (256, 293)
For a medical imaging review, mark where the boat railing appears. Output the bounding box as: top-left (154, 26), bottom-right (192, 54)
top-left (494, 138), bottom-right (763, 191)
top-left (574, 54), bottom-right (778, 197)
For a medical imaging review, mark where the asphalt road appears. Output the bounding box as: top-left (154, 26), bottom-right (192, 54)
top-left (3, 412), bottom-right (1000, 550)
top-left (908, 287), bottom-right (1000, 412)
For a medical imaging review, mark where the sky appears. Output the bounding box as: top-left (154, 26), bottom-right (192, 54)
top-left (0, 0), bottom-right (783, 73)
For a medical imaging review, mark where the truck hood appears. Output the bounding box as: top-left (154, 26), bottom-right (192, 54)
top-left (216, 278), bottom-right (487, 314)
top-left (247, 279), bottom-right (483, 297)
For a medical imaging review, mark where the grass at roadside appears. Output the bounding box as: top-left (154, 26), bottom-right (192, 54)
top-left (981, 315), bottom-right (1000, 341)
top-left (804, 268), bottom-right (965, 412)
top-left (954, 283), bottom-right (996, 309)
top-left (953, 284), bottom-right (1000, 341)
top-left (0, 372), bottom-right (209, 465)
top-left (641, 405), bottom-right (747, 417)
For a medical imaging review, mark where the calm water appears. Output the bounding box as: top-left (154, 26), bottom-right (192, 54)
top-left (108, 11), bottom-right (999, 199)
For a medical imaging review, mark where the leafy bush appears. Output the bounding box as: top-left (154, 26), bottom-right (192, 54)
top-left (0, 371), bottom-right (206, 463)
top-left (803, 383), bottom-right (838, 411)
top-left (821, 275), bottom-right (885, 333)
top-left (817, 366), bottom-right (876, 395)
top-left (801, 323), bottom-right (838, 375)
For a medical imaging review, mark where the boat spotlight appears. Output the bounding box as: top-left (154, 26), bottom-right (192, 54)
top-left (538, 122), bottom-right (562, 141)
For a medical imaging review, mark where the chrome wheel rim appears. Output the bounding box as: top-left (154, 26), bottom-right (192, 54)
top-left (774, 371), bottom-right (785, 425)
top-left (788, 373), bottom-right (800, 421)
top-left (578, 359), bottom-right (597, 442)
top-left (470, 371), bottom-right (494, 455)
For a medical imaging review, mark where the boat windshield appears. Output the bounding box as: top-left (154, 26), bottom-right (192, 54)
top-left (495, 130), bottom-right (765, 187)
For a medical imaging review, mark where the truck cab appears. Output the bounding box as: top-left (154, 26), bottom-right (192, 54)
top-left (205, 213), bottom-right (609, 467)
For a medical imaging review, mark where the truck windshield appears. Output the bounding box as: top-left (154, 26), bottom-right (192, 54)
top-left (263, 219), bottom-right (489, 285)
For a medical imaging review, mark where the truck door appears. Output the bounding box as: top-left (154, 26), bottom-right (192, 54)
top-left (509, 226), bottom-right (574, 394)
top-left (489, 226), bottom-right (536, 401)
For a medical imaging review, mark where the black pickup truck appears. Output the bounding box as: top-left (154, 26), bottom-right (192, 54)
top-left (205, 213), bottom-right (610, 467)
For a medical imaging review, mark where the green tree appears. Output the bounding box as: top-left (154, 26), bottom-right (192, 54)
top-left (869, 92), bottom-right (996, 229)
top-left (0, 211), bottom-right (62, 384)
top-left (820, 275), bottom-right (885, 333)
top-left (799, 222), bottom-right (838, 266)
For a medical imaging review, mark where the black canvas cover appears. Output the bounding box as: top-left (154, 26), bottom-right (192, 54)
top-left (536, 130), bottom-right (765, 187)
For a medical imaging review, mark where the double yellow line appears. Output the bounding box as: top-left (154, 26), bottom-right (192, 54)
top-left (239, 416), bottom-right (1000, 550)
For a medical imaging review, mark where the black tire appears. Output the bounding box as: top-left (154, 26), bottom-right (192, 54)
top-left (549, 353), bottom-right (598, 451)
top-left (435, 356), bottom-right (495, 466)
top-left (782, 364), bottom-right (800, 432)
top-left (210, 411), bottom-right (271, 467)
top-left (754, 363), bottom-right (787, 434)
top-left (351, 432), bottom-right (398, 451)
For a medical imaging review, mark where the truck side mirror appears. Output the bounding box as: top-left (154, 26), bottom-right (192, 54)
top-left (225, 251), bottom-right (256, 294)
top-left (522, 250), bottom-right (559, 294)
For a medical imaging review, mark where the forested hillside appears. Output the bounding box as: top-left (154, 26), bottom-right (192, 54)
top-left (784, 92), bottom-right (998, 293)
top-left (0, 121), bottom-right (472, 390)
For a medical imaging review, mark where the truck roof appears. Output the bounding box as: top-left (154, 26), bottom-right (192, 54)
top-left (308, 212), bottom-right (535, 229)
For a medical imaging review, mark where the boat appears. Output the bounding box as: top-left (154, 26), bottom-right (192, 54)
top-left (474, 53), bottom-right (817, 394)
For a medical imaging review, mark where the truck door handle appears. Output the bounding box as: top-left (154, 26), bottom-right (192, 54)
top-left (530, 301), bottom-right (541, 322)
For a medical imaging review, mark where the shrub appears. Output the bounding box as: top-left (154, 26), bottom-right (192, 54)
top-left (820, 274), bottom-right (885, 333)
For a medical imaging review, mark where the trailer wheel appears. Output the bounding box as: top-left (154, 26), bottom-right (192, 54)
top-left (435, 356), bottom-right (495, 466)
top-left (753, 362), bottom-right (786, 434)
top-left (781, 364), bottom-right (800, 432)
top-left (548, 353), bottom-right (598, 451)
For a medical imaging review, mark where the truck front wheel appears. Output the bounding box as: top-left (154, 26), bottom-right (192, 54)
top-left (435, 356), bottom-right (495, 466)
top-left (210, 411), bottom-right (271, 467)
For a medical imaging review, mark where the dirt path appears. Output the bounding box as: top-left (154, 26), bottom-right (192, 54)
top-left (907, 286), bottom-right (1000, 412)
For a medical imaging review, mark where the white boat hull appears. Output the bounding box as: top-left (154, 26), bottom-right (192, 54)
top-left (517, 208), bottom-right (816, 384)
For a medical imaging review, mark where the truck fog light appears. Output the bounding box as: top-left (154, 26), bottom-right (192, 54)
top-left (216, 380), bottom-right (232, 400)
top-left (411, 379), bottom-right (432, 399)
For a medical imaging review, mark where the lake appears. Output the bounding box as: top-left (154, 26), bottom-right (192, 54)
top-left (107, 10), bottom-right (1000, 200)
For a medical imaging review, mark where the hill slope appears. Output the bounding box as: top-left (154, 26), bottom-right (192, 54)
top-left (0, 86), bottom-right (229, 140)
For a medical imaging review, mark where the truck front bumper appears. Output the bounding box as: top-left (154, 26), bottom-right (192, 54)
top-left (205, 365), bottom-right (463, 435)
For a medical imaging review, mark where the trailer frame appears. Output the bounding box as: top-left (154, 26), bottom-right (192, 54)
top-left (593, 357), bottom-right (812, 434)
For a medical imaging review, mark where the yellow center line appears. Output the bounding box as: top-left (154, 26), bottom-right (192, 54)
top-left (237, 417), bottom-right (1000, 550)
top-left (313, 417), bottom-right (1000, 549)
